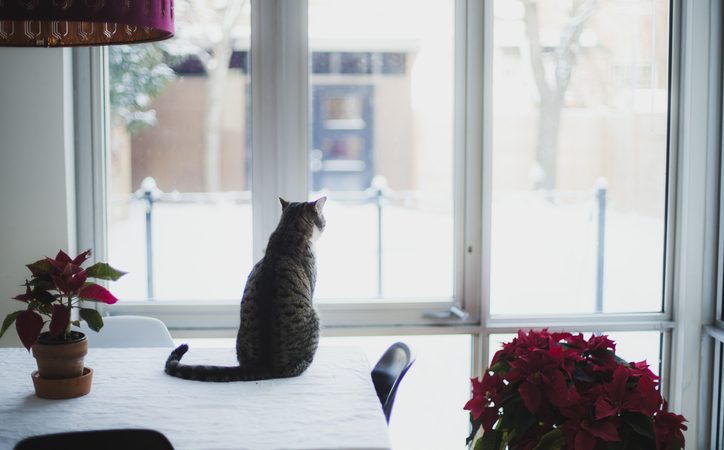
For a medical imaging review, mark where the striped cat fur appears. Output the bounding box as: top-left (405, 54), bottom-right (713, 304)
top-left (165, 197), bottom-right (326, 382)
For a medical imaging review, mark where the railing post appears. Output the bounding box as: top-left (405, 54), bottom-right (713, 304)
top-left (137, 177), bottom-right (160, 300)
top-left (371, 175), bottom-right (388, 298)
top-left (595, 178), bottom-right (607, 313)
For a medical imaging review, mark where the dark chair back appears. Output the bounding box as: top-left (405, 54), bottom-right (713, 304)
top-left (371, 342), bottom-right (415, 423)
top-left (14, 428), bottom-right (175, 450)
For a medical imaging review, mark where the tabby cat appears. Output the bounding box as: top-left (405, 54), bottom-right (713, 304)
top-left (165, 197), bottom-right (326, 382)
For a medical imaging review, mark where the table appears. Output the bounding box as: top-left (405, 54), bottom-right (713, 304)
top-left (0, 346), bottom-right (391, 450)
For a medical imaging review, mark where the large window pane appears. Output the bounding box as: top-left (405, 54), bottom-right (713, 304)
top-left (107, 1), bottom-right (252, 301)
top-left (309, 0), bottom-right (455, 300)
top-left (490, 0), bottom-right (670, 314)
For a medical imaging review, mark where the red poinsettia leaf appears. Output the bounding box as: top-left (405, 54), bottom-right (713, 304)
top-left (15, 310), bottom-right (44, 351)
top-left (67, 269), bottom-right (88, 293)
top-left (574, 431), bottom-right (597, 450)
top-left (13, 282), bottom-right (33, 302)
top-left (62, 262), bottom-right (84, 276)
top-left (625, 374), bottom-right (662, 416)
top-left (595, 398), bottom-right (618, 420)
top-left (49, 304), bottom-right (71, 338)
top-left (50, 273), bottom-right (70, 294)
top-left (78, 283), bottom-right (118, 304)
top-left (543, 369), bottom-right (569, 406)
top-left (588, 418), bottom-right (620, 442)
top-left (11, 293), bottom-right (32, 302)
top-left (463, 396), bottom-right (486, 420)
top-left (71, 249), bottom-right (92, 266)
top-left (47, 257), bottom-right (68, 272)
top-left (55, 250), bottom-right (72, 264)
top-left (519, 381), bottom-right (541, 413)
top-left (480, 407), bottom-right (499, 432)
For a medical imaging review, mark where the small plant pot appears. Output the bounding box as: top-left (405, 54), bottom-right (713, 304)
top-left (31, 331), bottom-right (88, 379)
top-left (32, 367), bottom-right (93, 399)
top-left (30, 331), bottom-right (92, 399)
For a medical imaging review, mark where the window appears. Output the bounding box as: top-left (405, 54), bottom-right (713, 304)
top-left (106, 2), bottom-right (253, 301)
top-left (72, 0), bottom-right (724, 447)
top-left (490, 0), bottom-right (670, 315)
top-left (98, 0), bottom-right (465, 330)
top-left (308, 0), bottom-right (455, 300)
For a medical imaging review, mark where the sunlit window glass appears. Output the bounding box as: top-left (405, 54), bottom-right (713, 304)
top-left (107, 0), bottom-right (252, 301)
top-left (490, 0), bottom-right (670, 314)
top-left (309, 0), bottom-right (455, 300)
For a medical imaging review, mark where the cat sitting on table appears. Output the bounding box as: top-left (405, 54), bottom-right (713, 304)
top-left (165, 197), bottom-right (326, 382)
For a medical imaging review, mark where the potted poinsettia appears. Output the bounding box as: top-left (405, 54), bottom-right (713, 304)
top-left (0, 249), bottom-right (125, 399)
top-left (465, 329), bottom-right (687, 450)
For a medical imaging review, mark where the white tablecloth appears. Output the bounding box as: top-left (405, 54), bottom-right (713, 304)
top-left (0, 346), bottom-right (391, 450)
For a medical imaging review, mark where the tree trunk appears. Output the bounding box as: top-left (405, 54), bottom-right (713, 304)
top-left (521, 0), bottom-right (598, 191)
top-left (536, 96), bottom-right (563, 191)
top-left (202, 0), bottom-right (244, 193)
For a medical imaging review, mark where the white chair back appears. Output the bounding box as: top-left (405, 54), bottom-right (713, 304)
top-left (79, 316), bottom-right (174, 348)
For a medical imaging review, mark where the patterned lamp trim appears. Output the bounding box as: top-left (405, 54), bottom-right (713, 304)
top-left (0, 0), bottom-right (174, 47)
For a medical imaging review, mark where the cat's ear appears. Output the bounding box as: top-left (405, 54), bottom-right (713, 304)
top-left (279, 197), bottom-right (290, 210)
top-left (313, 196), bottom-right (327, 213)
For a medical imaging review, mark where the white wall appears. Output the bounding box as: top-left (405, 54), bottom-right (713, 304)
top-left (0, 48), bottom-right (76, 348)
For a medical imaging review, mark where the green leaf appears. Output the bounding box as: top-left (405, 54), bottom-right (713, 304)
top-left (36, 302), bottom-right (53, 315)
top-left (622, 412), bottom-right (655, 440)
top-left (79, 308), bottom-right (104, 332)
top-left (85, 262), bottom-right (127, 281)
top-left (0, 311), bottom-right (23, 339)
top-left (490, 360), bottom-right (510, 373)
top-left (533, 429), bottom-right (565, 450)
top-left (26, 259), bottom-right (53, 276)
top-left (473, 437), bottom-right (484, 450)
top-left (29, 276), bottom-right (54, 291)
top-left (479, 430), bottom-right (504, 450)
top-left (32, 288), bottom-right (56, 304)
top-left (467, 415), bottom-right (483, 445)
top-left (510, 407), bottom-right (536, 440)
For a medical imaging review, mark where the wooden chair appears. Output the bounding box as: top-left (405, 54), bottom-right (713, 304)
top-left (14, 429), bottom-right (175, 450)
top-left (371, 342), bottom-right (415, 423)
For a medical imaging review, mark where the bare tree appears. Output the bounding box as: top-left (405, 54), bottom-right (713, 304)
top-left (521, 0), bottom-right (598, 191)
top-left (177, 0), bottom-right (247, 192)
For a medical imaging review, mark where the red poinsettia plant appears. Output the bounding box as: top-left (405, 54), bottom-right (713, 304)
top-left (0, 250), bottom-right (126, 350)
top-left (465, 330), bottom-right (687, 450)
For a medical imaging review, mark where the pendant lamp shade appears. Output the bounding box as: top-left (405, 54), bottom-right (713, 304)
top-left (0, 0), bottom-right (174, 47)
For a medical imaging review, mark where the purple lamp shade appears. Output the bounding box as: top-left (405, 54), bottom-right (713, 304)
top-left (0, 0), bottom-right (174, 47)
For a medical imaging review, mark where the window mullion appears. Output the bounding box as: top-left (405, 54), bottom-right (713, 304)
top-left (251, 0), bottom-right (309, 260)
top-left (669, 0), bottom-right (722, 446)
top-left (75, 47), bottom-right (108, 265)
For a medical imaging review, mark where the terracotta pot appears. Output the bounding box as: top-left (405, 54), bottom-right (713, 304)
top-left (32, 367), bottom-right (93, 399)
top-left (31, 331), bottom-right (88, 379)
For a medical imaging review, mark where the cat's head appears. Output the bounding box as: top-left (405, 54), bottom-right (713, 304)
top-left (279, 197), bottom-right (327, 239)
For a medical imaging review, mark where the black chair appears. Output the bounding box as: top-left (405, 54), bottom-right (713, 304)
top-left (371, 342), bottom-right (415, 423)
top-left (14, 429), bottom-right (175, 450)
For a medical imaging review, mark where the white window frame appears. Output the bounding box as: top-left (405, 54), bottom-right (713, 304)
top-left (72, 0), bottom-right (722, 445)
top-left (76, 0), bottom-right (482, 333)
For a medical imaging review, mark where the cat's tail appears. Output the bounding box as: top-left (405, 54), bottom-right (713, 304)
top-left (164, 344), bottom-right (273, 382)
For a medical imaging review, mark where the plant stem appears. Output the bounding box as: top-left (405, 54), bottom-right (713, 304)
top-left (66, 295), bottom-right (72, 339)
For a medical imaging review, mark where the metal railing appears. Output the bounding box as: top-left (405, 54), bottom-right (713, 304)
top-left (132, 176), bottom-right (608, 304)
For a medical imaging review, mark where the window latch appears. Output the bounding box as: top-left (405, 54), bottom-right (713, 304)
top-left (424, 304), bottom-right (470, 321)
